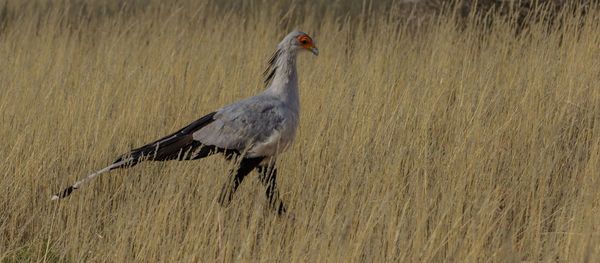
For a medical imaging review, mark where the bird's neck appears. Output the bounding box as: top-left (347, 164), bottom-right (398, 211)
top-left (264, 49), bottom-right (299, 111)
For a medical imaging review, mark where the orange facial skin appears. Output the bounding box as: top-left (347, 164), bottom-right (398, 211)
top-left (297, 35), bottom-right (314, 48)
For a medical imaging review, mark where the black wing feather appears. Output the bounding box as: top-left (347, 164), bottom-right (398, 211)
top-left (112, 111), bottom-right (217, 168)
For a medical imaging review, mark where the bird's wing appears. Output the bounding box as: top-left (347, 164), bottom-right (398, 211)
top-left (112, 111), bottom-right (217, 166)
top-left (193, 95), bottom-right (288, 157)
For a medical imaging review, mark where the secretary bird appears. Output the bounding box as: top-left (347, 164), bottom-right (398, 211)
top-left (52, 31), bottom-right (318, 215)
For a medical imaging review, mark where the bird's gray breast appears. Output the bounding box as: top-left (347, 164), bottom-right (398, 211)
top-left (192, 95), bottom-right (299, 158)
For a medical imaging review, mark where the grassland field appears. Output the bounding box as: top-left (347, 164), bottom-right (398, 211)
top-left (1, 0), bottom-right (600, 262)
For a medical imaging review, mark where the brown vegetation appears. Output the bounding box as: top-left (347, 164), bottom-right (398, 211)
top-left (1, 0), bottom-right (599, 261)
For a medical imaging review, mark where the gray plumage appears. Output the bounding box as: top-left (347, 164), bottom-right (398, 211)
top-left (194, 90), bottom-right (298, 159)
top-left (52, 31), bottom-right (318, 215)
top-left (195, 31), bottom-right (313, 159)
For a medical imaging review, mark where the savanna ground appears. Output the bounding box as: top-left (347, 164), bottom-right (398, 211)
top-left (1, 0), bottom-right (600, 262)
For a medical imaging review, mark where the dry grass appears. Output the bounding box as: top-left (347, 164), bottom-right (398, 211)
top-left (1, 0), bottom-right (600, 262)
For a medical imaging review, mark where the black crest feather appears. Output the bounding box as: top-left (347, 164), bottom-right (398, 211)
top-left (263, 49), bottom-right (280, 86)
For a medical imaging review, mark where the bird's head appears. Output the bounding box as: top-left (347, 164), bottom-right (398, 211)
top-left (282, 31), bottom-right (318, 56)
top-left (263, 31), bottom-right (318, 86)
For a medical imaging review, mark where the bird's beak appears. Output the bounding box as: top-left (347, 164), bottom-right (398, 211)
top-left (310, 47), bottom-right (319, 56)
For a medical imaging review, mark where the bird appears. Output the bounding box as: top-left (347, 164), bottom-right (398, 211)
top-left (52, 30), bottom-right (318, 215)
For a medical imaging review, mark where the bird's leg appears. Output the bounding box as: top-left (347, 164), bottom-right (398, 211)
top-left (257, 165), bottom-right (286, 215)
top-left (217, 157), bottom-right (263, 207)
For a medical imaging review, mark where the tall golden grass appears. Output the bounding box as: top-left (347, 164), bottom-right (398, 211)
top-left (1, 0), bottom-right (600, 261)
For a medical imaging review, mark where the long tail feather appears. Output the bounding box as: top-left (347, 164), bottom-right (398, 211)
top-left (51, 112), bottom-right (216, 200)
top-left (51, 160), bottom-right (127, 200)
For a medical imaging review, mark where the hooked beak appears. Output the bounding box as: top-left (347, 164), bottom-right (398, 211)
top-left (310, 47), bottom-right (319, 56)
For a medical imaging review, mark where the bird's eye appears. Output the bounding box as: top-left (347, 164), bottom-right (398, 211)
top-left (297, 36), bottom-right (311, 45)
